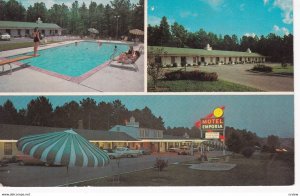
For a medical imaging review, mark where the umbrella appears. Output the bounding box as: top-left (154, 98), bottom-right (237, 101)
top-left (88, 28), bottom-right (99, 34)
top-left (129, 29), bottom-right (144, 36)
top-left (16, 129), bottom-right (109, 167)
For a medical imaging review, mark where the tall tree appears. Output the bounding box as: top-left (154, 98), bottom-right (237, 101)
top-left (26, 2), bottom-right (48, 22)
top-left (4, 0), bottom-right (26, 21)
top-left (26, 96), bottom-right (53, 126)
top-left (0, 100), bottom-right (18, 124)
top-left (159, 16), bottom-right (171, 46)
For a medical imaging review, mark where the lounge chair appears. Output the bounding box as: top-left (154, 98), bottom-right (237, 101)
top-left (109, 54), bottom-right (139, 72)
top-left (0, 55), bottom-right (34, 74)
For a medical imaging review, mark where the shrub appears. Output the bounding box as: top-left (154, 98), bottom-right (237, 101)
top-left (173, 62), bottom-right (178, 67)
top-left (187, 64), bottom-right (191, 67)
top-left (193, 64), bottom-right (197, 66)
top-left (164, 70), bottom-right (218, 81)
top-left (181, 62), bottom-right (186, 67)
top-left (241, 147), bottom-right (255, 158)
top-left (166, 64), bottom-right (171, 68)
top-left (198, 62), bottom-right (201, 66)
top-left (252, 64), bottom-right (273, 72)
top-left (154, 158), bottom-right (168, 171)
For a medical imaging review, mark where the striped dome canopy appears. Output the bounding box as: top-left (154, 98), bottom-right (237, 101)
top-left (16, 129), bottom-right (110, 167)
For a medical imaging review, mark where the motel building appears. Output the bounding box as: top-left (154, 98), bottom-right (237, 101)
top-left (0, 117), bottom-right (209, 160)
top-left (148, 44), bottom-right (266, 67)
top-left (0, 19), bottom-right (62, 37)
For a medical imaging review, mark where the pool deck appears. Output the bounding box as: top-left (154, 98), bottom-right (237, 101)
top-left (0, 40), bottom-right (144, 92)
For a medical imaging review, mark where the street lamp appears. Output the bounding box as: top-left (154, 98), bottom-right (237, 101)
top-left (114, 15), bottom-right (120, 40)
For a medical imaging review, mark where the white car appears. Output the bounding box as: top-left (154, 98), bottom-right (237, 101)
top-left (0, 33), bottom-right (11, 41)
top-left (103, 149), bottom-right (123, 159)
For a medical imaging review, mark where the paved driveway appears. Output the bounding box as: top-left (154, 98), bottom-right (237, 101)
top-left (199, 63), bottom-right (293, 92)
top-left (0, 153), bottom-right (198, 187)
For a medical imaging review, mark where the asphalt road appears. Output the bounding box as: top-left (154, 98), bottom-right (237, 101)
top-left (0, 37), bottom-right (33, 44)
top-left (199, 63), bottom-right (294, 91)
top-left (0, 153), bottom-right (198, 187)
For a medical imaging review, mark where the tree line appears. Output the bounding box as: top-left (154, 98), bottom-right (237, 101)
top-left (0, 0), bottom-right (144, 38)
top-left (0, 96), bottom-right (165, 131)
top-left (0, 96), bottom-right (285, 153)
top-left (148, 16), bottom-right (293, 63)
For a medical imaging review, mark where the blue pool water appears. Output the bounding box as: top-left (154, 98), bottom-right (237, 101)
top-left (16, 41), bottom-right (129, 77)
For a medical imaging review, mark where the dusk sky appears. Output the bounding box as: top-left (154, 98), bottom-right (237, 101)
top-left (0, 95), bottom-right (294, 138)
top-left (20, 0), bottom-right (139, 9)
top-left (148, 0), bottom-right (293, 38)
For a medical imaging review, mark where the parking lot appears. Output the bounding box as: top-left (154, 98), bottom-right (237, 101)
top-left (0, 153), bottom-right (199, 187)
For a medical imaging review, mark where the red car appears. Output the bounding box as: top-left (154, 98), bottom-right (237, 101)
top-left (15, 154), bottom-right (50, 166)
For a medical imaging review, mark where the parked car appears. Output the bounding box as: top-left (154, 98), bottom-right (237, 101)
top-left (177, 147), bottom-right (191, 155)
top-left (167, 147), bottom-right (180, 152)
top-left (115, 147), bottom-right (142, 158)
top-left (15, 154), bottom-right (60, 166)
top-left (103, 149), bottom-right (123, 159)
top-left (0, 33), bottom-right (11, 41)
top-left (139, 148), bottom-right (151, 155)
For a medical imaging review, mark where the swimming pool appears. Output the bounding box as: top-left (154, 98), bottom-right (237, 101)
top-left (13, 41), bottom-right (129, 81)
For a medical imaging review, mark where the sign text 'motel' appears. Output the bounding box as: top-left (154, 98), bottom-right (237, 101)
top-left (200, 118), bottom-right (224, 130)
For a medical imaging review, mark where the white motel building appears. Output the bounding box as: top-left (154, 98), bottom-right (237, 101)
top-left (0, 117), bottom-right (212, 160)
top-left (148, 44), bottom-right (266, 66)
top-left (0, 20), bottom-right (62, 37)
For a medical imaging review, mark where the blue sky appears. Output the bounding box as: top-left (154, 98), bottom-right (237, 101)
top-left (148, 0), bottom-right (293, 38)
top-left (0, 95), bottom-right (294, 138)
top-left (20, 0), bottom-right (139, 9)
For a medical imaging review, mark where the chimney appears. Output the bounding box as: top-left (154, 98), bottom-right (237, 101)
top-left (78, 120), bottom-right (83, 129)
top-left (205, 44), bottom-right (212, 50)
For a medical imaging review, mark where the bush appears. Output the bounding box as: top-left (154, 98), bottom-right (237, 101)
top-left (241, 147), bottom-right (255, 158)
top-left (252, 64), bottom-right (273, 72)
top-left (173, 62), bottom-right (178, 67)
top-left (166, 64), bottom-right (171, 68)
top-left (154, 158), bottom-right (168, 171)
top-left (198, 62), bottom-right (201, 66)
top-left (181, 62), bottom-right (186, 67)
top-left (165, 70), bottom-right (218, 81)
top-left (193, 64), bottom-right (197, 66)
top-left (187, 64), bottom-right (191, 67)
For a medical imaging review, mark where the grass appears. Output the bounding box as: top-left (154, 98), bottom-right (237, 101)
top-left (0, 41), bottom-right (60, 51)
top-left (148, 79), bottom-right (261, 92)
top-left (272, 65), bottom-right (294, 76)
top-left (70, 153), bottom-right (294, 186)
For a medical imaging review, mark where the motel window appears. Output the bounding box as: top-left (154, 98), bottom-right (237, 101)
top-left (210, 57), bottom-right (213, 63)
top-left (216, 57), bottom-right (220, 62)
top-left (239, 57), bottom-right (242, 61)
top-left (55, 30), bottom-right (58, 34)
top-left (4, 143), bottom-right (12, 155)
top-left (200, 57), bottom-right (205, 62)
top-left (18, 29), bottom-right (21, 36)
top-left (181, 57), bottom-right (186, 65)
top-left (193, 57), bottom-right (197, 63)
top-left (155, 56), bottom-right (162, 64)
top-left (171, 56), bottom-right (175, 64)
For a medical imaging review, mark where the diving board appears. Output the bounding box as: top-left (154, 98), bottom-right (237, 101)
top-left (0, 55), bottom-right (35, 74)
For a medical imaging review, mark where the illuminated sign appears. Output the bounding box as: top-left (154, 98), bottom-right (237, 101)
top-left (200, 118), bottom-right (224, 130)
top-left (205, 132), bottom-right (220, 139)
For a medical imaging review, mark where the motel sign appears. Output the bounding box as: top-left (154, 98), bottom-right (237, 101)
top-left (200, 118), bottom-right (224, 130)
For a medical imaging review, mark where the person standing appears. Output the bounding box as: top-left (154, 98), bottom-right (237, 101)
top-left (32, 27), bottom-right (40, 57)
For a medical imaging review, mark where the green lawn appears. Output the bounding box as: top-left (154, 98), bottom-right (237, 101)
top-left (272, 65), bottom-right (294, 76)
top-left (0, 41), bottom-right (60, 51)
top-left (148, 79), bottom-right (261, 92)
top-left (70, 153), bottom-right (294, 186)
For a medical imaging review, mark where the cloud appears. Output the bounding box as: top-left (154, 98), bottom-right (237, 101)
top-left (263, 0), bottom-right (293, 24)
top-left (273, 25), bottom-right (290, 35)
top-left (148, 16), bottom-right (162, 26)
top-left (274, 0), bottom-right (293, 24)
top-left (180, 11), bottom-right (198, 18)
top-left (244, 33), bottom-right (256, 38)
top-left (200, 0), bottom-right (224, 10)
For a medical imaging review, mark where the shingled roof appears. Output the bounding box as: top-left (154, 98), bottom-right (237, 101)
top-left (0, 21), bottom-right (62, 29)
top-left (0, 124), bottom-right (138, 141)
top-left (148, 46), bottom-right (265, 57)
